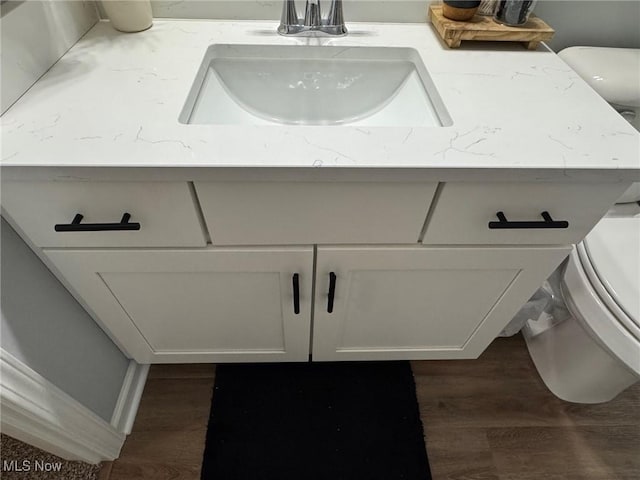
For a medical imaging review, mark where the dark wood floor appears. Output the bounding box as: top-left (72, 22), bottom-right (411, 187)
top-left (100, 335), bottom-right (640, 480)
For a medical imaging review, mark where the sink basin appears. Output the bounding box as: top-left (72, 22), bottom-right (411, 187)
top-left (180, 44), bottom-right (452, 127)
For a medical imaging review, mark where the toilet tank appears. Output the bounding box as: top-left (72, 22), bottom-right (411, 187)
top-left (559, 47), bottom-right (640, 204)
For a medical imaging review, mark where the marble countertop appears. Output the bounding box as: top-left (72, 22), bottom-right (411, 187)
top-left (1, 20), bottom-right (638, 180)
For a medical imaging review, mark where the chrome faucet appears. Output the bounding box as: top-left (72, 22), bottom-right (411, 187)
top-left (278, 0), bottom-right (347, 36)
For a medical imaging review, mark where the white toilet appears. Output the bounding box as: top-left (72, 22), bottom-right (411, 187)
top-left (524, 47), bottom-right (640, 404)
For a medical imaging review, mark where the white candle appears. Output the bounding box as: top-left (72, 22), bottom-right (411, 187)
top-left (102, 0), bottom-right (153, 33)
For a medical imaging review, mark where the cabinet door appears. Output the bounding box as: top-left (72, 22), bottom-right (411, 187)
top-left (45, 248), bottom-right (313, 363)
top-left (312, 246), bottom-right (569, 361)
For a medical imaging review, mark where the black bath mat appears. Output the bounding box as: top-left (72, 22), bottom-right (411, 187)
top-left (201, 361), bottom-right (431, 480)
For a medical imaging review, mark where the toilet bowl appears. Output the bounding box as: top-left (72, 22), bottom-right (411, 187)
top-left (523, 47), bottom-right (640, 404)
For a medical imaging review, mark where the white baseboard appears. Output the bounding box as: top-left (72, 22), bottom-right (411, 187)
top-left (110, 360), bottom-right (150, 434)
top-left (0, 348), bottom-right (127, 464)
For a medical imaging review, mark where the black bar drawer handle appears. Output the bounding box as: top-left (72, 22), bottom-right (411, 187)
top-left (292, 273), bottom-right (300, 315)
top-left (488, 211), bottom-right (569, 230)
top-left (55, 213), bottom-right (141, 232)
top-left (327, 272), bottom-right (337, 314)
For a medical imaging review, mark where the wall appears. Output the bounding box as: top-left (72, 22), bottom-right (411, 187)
top-left (535, 1), bottom-right (640, 51)
top-left (0, 0), bottom-right (130, 423)
top-left (97, 0), bottom-right (430, 23)
top-left (1, 0), bottom-right (99, 114)
top-left (0, 219), bottom-right (131, 421)
top-left (98, 0), bottom-right (640, 51)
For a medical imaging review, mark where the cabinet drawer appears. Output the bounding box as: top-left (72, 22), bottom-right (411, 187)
top-left (194, 181), bottom-right (438, 245)
top-left (2, 181), bottom-right (206, 247)
top-left (422, 182), bottom-right (627, 245)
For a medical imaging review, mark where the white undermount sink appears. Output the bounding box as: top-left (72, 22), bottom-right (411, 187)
top-left (180, 44), bottom-right (452, 127)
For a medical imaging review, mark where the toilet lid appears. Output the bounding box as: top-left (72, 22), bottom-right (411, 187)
top-left (582, 215), bottom-right (640, 329)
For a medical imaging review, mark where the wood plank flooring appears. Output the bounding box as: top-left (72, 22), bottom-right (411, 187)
top-left (105, 364), bottom-right (215, 480)
top-left (102, 335), bottom-right (640, 480)
top-left (414, 336), bottom-right (640, 479)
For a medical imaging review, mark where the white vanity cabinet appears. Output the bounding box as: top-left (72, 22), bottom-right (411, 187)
top-left (1, 177), bottom-right (624, 364)
top-left (311, 246), bottom-right (570, 361)
top-left (1, 17), bottom-right (638, 367)
top-left (44, 247), bottom-right (314, 363)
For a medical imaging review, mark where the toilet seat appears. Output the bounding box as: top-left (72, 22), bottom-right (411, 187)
top-left (581, 215), bottom-right (640, 333)
top-left (562, 215), bottom-right (640, 376)
top-left (577, 244), bottom-right (640, 342)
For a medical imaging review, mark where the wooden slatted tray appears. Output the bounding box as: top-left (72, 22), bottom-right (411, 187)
top-left (429, 5), bottom-right (554, 49)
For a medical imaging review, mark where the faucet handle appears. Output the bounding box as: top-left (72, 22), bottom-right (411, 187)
top-left (327, 0), bottom-right (345, 26)
top-left (278, 0), bottom-right (299, 34)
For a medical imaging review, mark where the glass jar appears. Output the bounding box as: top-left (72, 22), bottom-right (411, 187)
top-left (478, 0), bottom-right (498, 16)
top-left (494, 0), bottom-right (537, 26)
